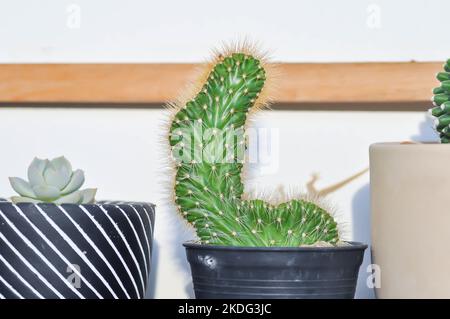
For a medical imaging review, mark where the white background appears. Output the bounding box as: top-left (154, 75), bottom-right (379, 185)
top-left (0, 0), bottom-right (445, 298)
top-left (1, 0), bottom-right (450, 62)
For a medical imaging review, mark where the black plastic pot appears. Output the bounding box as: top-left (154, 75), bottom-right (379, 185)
top-left (184, 242), bottom-right (367, 299)
top-left (0, 200), bottom-right (155, 299)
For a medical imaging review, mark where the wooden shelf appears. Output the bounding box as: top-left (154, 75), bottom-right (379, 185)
top-left (0, 62), bottom-right (442, 105)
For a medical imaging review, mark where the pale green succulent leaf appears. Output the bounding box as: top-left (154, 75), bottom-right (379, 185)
top-left (50, 156), bottom-right (72, 173)
top-left (11, 156), bottom-right (95, 204)
top-left (43, 165), bottom-right (70, 190)
top-left (49, 156), bottom-right (72, 188)
top-left (32, 184), bottom-right (61, 201)
top-left (9, 177), bottom-right (36, 198)
top-left (27, 157), bottom-right (49, 187)
top-left (54, 191), bottom-right (82, 204)
top-left (61, 169), bottom-right (85, 195)
top-left (11, 196), bottom-right (42, 204)
top-left (79, 188), bottom-right (97, 204)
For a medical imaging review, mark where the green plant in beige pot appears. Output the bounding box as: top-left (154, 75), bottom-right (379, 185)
top-left (167, 44), bottom-right (367, 299)
top-left (370, 59), bottom-right (450, 298)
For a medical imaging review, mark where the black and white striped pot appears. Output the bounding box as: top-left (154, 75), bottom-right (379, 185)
top-left (0, 199), bottom-right (155, 299)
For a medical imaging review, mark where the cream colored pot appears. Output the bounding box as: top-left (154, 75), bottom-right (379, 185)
top-left (370, 142), bottom-right (450, 298)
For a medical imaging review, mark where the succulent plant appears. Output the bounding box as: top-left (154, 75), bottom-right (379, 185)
top-left (9, 156), bottom-right (96, 204)
top-left (168, 46), bottom-right (340, 247)
top-left (429, 59), bottom-right (450, 143)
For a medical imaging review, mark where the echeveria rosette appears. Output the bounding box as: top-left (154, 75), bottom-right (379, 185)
top-left (9, 156), bottom-right (96, 204)
top-left (429, 59), bottom-right (450, 143)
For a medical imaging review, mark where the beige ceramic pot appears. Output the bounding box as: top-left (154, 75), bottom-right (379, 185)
top-left (370, 142), bottom-right (450, 298)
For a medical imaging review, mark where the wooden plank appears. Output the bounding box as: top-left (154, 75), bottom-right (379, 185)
top-left (0, 62), bottom-right (442, 104)
top-left (279, 62), bottom-right (441, 103)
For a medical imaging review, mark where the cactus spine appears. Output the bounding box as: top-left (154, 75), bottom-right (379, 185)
top-left (169, 46), bottom-right (339, 246)
top-left (430, 59), bottom-right (450, 143)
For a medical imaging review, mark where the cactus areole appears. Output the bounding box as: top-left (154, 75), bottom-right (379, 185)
top-left (168, 48), bottom-right (340, 247)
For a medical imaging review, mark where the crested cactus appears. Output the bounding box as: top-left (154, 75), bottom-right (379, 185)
top-left (9, 156), bottom-right (96, 204)
top-left (168, 46), bottom-right (339, 246)
top-left (429, 59), bottom-right (450, 143)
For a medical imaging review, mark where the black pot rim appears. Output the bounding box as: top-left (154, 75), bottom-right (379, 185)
top-left (0, 199), bottom-right (155, 209)
top-left (183, 241), bottom-right (367, 252)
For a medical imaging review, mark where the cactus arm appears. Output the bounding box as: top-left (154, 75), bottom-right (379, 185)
top-left (170, 53), bottom-right (265, 233)
top-left (169, 48), bottom-right (340, 246)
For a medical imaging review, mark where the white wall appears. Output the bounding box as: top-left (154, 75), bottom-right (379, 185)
top-left (0, 108), bottom-right (438, 298)
top-left (0, 0), bottom-right (444, 298)
top-left (1, 0), bottom-right (449, 62)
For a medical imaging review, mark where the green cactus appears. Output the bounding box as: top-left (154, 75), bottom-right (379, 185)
top-left (9, 156), bottom-right (96, 204)
top-left (169, 48), bottom-right (339, 246)
top-left (430, 59), bottom-right (450, 143)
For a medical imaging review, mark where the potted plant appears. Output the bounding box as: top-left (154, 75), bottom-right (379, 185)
top-left (370, 59), bottom-right (450, 298)
top-left (167, 45), bottom-right (367, 299)
top-left (0, 157), bottom-right (155, 299)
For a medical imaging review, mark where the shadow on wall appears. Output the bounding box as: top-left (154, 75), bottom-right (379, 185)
top-left (352, 114), bottom-right (438, 299)
top-left (145, 205), bottom-right (195, 299)
top-left (352, 183), bottom-right (373, 299)
top-left (145, 239), bottom-right (159, 298)
top-left (410, 114), bottom-right (438, 142)
top-left (168, 205), bottom-right (196, 298)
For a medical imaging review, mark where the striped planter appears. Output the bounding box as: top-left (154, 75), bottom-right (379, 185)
top-left (0, 200), bottom-right (155, 299)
